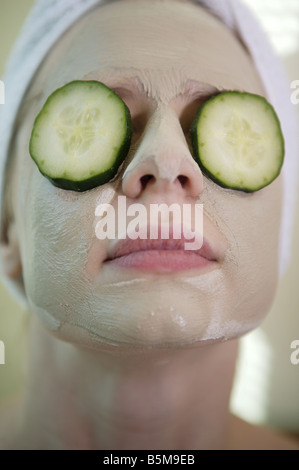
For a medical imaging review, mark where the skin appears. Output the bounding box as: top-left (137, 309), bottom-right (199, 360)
top-left (9, 0), bottom-right (282, 348)
top-left (1, 0), bottom-right (297, 450)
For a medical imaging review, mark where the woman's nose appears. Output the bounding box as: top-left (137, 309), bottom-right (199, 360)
top-left (121, 108), bottom-right (203, 199)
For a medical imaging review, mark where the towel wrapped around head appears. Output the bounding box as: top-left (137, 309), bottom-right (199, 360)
top-left (0, 0), bottom-right (298, 305)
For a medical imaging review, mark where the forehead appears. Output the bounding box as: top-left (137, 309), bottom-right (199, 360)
top-left (26, 0), bottom-right (264, 109)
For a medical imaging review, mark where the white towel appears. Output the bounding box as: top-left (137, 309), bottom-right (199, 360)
top-left (0, 0), bottom-right (298, 305)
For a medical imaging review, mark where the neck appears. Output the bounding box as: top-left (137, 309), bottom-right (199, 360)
top-left (18, 317), bottom-right (238, 450)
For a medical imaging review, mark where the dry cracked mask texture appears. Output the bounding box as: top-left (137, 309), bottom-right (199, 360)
top-left (11, 0), bottom-right (282, 349)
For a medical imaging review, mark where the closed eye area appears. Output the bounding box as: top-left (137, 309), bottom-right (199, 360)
top-left (29, 80), bottom-right (133, 192)
top-left (28, 77), bottom-right (284, 194)
top-left (111, 78), bottom-right (220, 142)
top-left (189, 91), bottom-right (284, 192)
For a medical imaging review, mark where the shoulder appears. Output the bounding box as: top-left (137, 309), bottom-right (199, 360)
top-left (229, 414), bottom-right (299, 450)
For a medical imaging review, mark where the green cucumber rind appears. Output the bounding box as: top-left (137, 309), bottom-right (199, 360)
top-left (29, 80), bottom-right (133, 192)
top-left (190, 91), bottom-right (285, 192)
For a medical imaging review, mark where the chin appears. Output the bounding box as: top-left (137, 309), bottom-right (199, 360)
top-left (33, 298), bottom-right (265, 353)
top-left (28, 262), bottom-right (277, 352)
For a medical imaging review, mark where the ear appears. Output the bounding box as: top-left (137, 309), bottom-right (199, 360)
top-left (0, 218), bottom-right (22, 279)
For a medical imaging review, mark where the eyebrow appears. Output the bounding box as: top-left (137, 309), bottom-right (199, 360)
top-left (180, 79), bottom-right (220, 101)
top-left (82, 68), bottom-right (220, 104)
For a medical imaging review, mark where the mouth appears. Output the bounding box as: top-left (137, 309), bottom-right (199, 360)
top-left (104, 230), bottom-right (218, 273)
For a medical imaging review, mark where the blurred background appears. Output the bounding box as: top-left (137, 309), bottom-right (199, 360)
top-left (0, 0), bottom-right (299, 435)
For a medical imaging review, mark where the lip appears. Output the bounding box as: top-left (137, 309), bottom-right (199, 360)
top-left (104, 230), bottom-right (218, 273)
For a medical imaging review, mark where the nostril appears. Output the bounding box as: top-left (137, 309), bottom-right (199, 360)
top-left (177, 175), bottom-right (188, 187)
top-left (140, 174), bottom-right (190, 190)
top-left (140, 174), bottom-right (155, 189)
top-left (122, 160), bottom-right (203, 199)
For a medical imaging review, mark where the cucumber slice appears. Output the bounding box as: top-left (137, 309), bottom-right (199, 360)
top-left (29, 80), bottom-right (132, 191)
top-left (190, 91), bottom-right (284, 192)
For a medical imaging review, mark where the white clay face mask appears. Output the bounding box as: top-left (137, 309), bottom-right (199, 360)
top-left (15, 0), bottom-right (283, 349)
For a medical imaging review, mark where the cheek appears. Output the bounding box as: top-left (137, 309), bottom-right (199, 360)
top-left (228, 179), bottom-right (282, 274)
top-left (16, 166), bottom-right (114, 332)
top-left (209, 176), bottom-right (282, 334)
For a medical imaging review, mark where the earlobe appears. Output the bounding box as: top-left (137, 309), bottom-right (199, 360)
top-left (0, 220), bottom-right (22, 279)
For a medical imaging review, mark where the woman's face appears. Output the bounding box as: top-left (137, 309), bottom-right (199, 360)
top-left (12, 0), bottom-right (282, 349)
